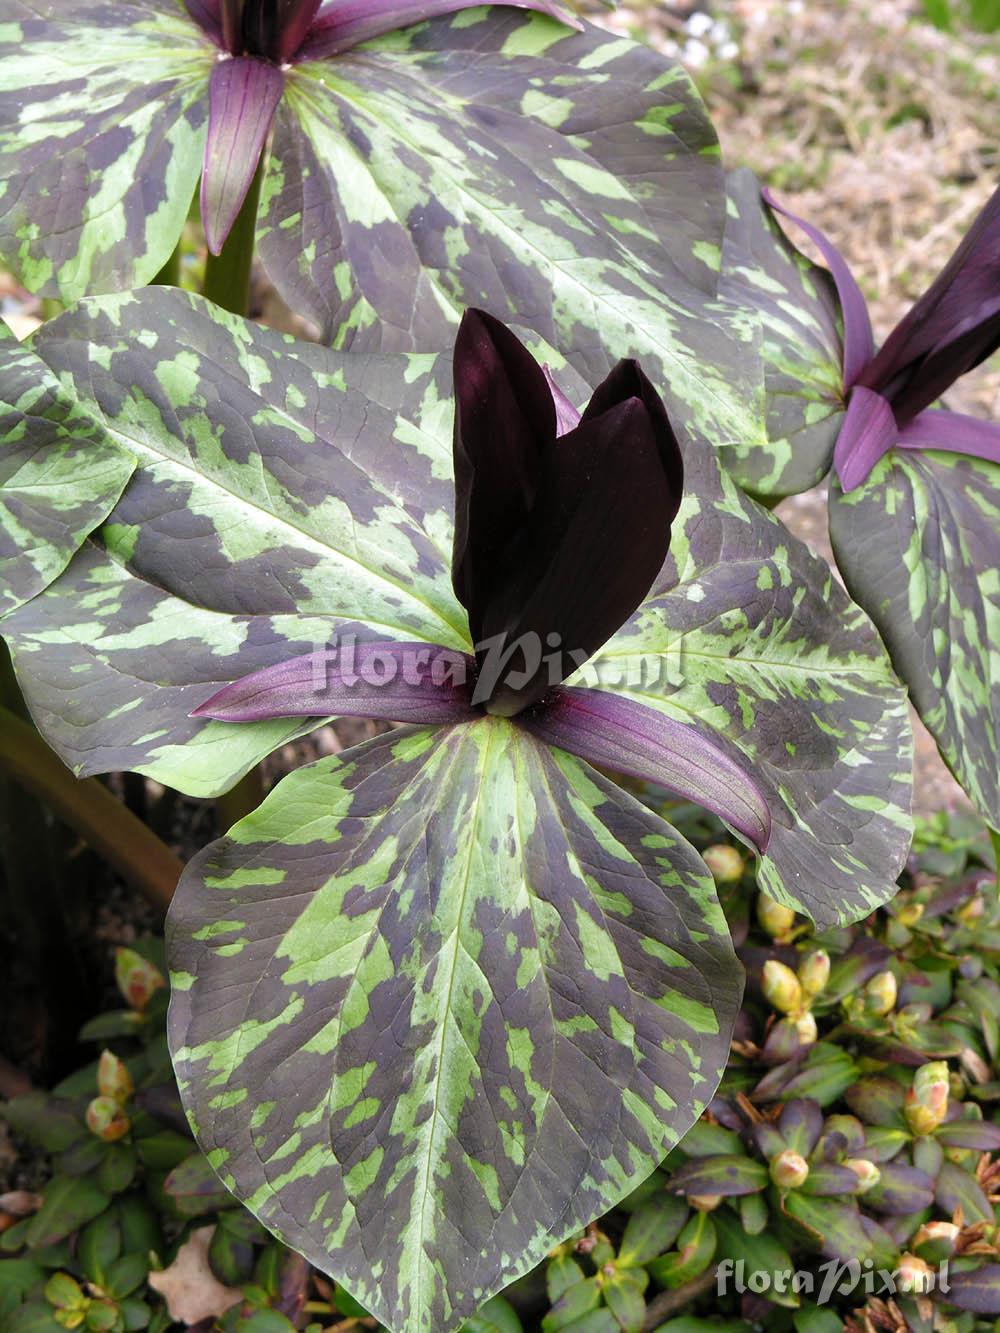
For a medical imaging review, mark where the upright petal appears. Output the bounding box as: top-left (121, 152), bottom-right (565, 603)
top-left (241, 0), bottom-right (325, 59)
top-left (299, 0), bottom-right (580, 61)
top-left (762, 188), bottom-right (875, 390)
top-left (582, 358), bottom-right (684, 521)
top-left (184, 0), bottom-right (225, 47)
top-left (451, 309), bottom-right (555, 640)
top-left (478, 394), bottom-right (681, 715)
top-left (542, 365), bottom-right (582, 437)
top-left (201, 56), bottom-right (284, 256)
top-left (833, 386), bottom-right (898, 493)
top-left (860, 184), bottom-right (1000, 421)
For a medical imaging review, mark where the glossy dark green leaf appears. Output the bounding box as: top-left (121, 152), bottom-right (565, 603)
top-left (712, 1210), bottom-right (798, 1309)
top-left (718, 168), bottom-right (845, 498)
top-left (829, 450), bottom-right (1000, 830)
top-left (617, 1196), bottom-right (689, 1266)
top-left (0, 1095), bottom-right (86, 1153)
top-left (781, 1194), bottom-right (870, 1265)
top-left (647, 1211), bottom-right (716, 1289)
top-left (168, 722), bottom-right (741, 1332)
top-left (24, 1178), bottom-right (111, 1249)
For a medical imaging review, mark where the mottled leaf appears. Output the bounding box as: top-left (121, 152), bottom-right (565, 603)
top-left (168, 720), bottom-right (741, 1332)
top-left (4, 290), bottom-right (911, 925)
top-left (0, 4), bottom-right (764, 450)
top-left (2, 289), bottom-right (465, 795)
top-left (829, 448), bottom-right (1000, 829)
top-left (582, 418), bottom-right (913, 926)
top-left (0, 0), bottom-right (211, 299)
top-left (0, 322), bottom-right (134, 615)
top-left (667, 1154), bottom-right (767, 1198)
top-left (718, 169), bottom-right (845, 498)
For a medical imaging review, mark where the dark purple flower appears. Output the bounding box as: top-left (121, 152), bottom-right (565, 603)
top-left (764, 185), bottom-right (1000, 491)
top-left (188, 0), bottom-right (581, 254)
top-left (192, 311), bottom-right (772, 852)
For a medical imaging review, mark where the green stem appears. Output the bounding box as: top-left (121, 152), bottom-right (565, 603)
top-left (152, 242), bottom-right (181, 288)
top-left (990, 826), bottom-right (1000, 876)
top-left (0, 705), bottom-right (182, 911)
top-left (202, 156), bottom-right (265, 316)
top-left (215, 765), bottom-right (267, 832)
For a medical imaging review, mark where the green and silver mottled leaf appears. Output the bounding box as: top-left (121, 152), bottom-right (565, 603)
top-left (0, 4), bottom-right (764, 447)
top-left (168, 720), bottom-right (741, 1333)
top-left (3, 289), bottom-right (911, 920)
top-left (0, 320), bottom-right (135, 616)
top-left (261, 12), bottom-right (763, 447)
top-left (0, 0), bottom-right (211, 300)
top-left (829, 449), bottom-right (1000, 829)
top-left (581, 425), bottom-right (913, 927)
top-left (718, 168), bottom-right (845, 499)
top-left (1, 289), bottom-right (464, 795)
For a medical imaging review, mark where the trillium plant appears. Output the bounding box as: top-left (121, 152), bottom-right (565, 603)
top-left (738, 182), bottom-right (1000, 836)
top-left (1, 287), bottom-right (913, 1329)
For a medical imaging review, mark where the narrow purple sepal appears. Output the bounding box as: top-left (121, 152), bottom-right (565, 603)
top-left (277, 0), bottom-right (325, 59)
top-left (201, 56), bottom-right (284, 256)
top-left (896, 408), bottom-right (1000, 466)
top-left (299, 0), bottom-right (581, 60)
top-left (834, 386), bottom-right (898, 492)
top-left (542, 365), bottom-right (581, 438)
top-left (521, 686), bottom-right (772, 853)
top-left (185, 0), bottom-right (224, 47)
top-left (762, 187), bottom-right (875, 390)
top-left (191, 642), bottom-right (478, 724)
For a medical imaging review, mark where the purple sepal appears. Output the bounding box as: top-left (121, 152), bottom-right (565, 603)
top-left (191, 642), bottom-right (478, 725)
top-left (521, 686), bottom-right (772, 853)
top-left (542, 365), bottom-right (581, 437)
top-left (762, 187), bottom-right (875, 389)
top-left (896, 408), bottom-right (1000, 467)
top-left (833, 386), bottom-right (898, 492)
top-left (299, 0), bottom-right (581, 60)
top-left (201, 56), bottom-right (284, 256)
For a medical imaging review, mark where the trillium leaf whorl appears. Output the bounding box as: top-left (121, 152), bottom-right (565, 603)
top-left (0, 288), bottom-right (914, 1331)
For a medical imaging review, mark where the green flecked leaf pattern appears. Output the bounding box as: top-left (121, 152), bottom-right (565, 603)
top-left (1, 289), bottom-right (463, 795)
top-left (829, 449), bottom-right (1000, 829)
top-left (3, 290), bottom-right (911, 920)
top-left (0, 321), bottom-right (135, 616)
top-left (0, 0), bottom-right (212, 300)
top-left (167, 719), bottom-right (741, 1333)
top-left (718, 168), bottom-right (845, 498)
top-left (259, 11), bottom-right (765, 446)
top-left (583, 429), bottom-right (913, 927)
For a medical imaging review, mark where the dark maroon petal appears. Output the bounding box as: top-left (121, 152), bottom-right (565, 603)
top-left (859, 184), bottom-right (1000, 416)
top-left (581, 358), bottom-right (684, 522)
top-left (190, 642), bottom-right (477, 724)
top-left (299, 0), bottom-right (580, 60)
top-left (542, 365), bottom-right (581, 437)
top-left (201, 57), bottom-right (284, 256)
top-left (451, 309), bottom-right (556, 641)
top-left (521, 687), bottom-right (771, 851)
top-left (897, 408), bottom-right (1000, 464)
top-left (762, 187), bottom-right (875, 389)
top-left (476, 398), bottom-right (681, 715)
top-left (220, 0), bottom-right (243, 52)
top-left (184, 0), bottom-right (225, 47)
top-left (833, 386), bottom-right (898, 492)
top-left (276, 0), bottom-right (324, 59)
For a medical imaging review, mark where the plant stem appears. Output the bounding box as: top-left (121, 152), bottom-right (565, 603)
top-left (642, 1267), bottom-right (718, 1328)
top-left (202, 156), bottom-right (265, 316)
top-left (990, 826), bottom-right (1000, 876)
top-left (152, 242), bottom-right (181, 288)
top-left (215, 766), bottom-right (267, 832)
top-left (0, 706), bottom-right (182, 911)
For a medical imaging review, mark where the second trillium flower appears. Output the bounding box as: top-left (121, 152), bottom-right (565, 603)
top-left (194, 309), bottom-right (771, 853)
